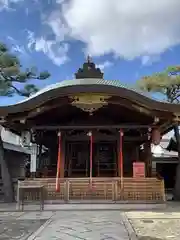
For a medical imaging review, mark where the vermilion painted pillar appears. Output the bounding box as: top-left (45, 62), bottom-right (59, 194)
top-left (60, 135), bottom-right (65, 178)
top-left (56, 131), bottom-right (61, 192)
top-left (119, 129), bottom-right (124, 185)
top-left (88, 131), bottom-right (93, 188)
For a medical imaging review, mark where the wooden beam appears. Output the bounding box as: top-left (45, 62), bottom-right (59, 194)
top-left (109, 99), bottom-right (153, 116)
top-left (26, 99), bottom-right (69, 119)
top-left (64, 135), bottom-right (148, 142)
top-left (6, 99), bottom-right (69, 121)
top-left (32, 124), bottom-right (155, 130)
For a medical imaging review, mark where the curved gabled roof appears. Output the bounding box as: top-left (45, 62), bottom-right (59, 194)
top-left (0, 78), bottom-right (180, 115)
top-left (18, 78), bottom-right (150, 104)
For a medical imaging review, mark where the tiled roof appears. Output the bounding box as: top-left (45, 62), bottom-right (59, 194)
top-left (17, 78), bottom-right (160, 104)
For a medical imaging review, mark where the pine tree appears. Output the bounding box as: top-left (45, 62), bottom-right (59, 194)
top-left (137, 66), bottom-right (180, 103)
top-left (0, 42), bottom-right (50, 202)
top-left (137, 66), bottom-right (180, 200)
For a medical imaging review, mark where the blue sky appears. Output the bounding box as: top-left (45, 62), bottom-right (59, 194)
top-left (0, 0), bottom-right (180, 105)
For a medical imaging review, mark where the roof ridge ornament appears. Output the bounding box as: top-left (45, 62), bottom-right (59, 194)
top-left (75, 56), bottom-right (104, 79)
top-left (87, 55), bottom-right (91, 64)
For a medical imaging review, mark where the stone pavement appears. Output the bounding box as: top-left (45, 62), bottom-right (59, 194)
top-left (0, 210), bottom-right (131, 240)
top-left (0, 212), bottom-right (47, 240)
top-left (32, 211), bottom-right (130, 240)
top-left (0, 203), bottom-right (180, 240)
top-left (125, 211), bottom-right (180, 240)
top-left (0, 202), bottom-right (166, 212)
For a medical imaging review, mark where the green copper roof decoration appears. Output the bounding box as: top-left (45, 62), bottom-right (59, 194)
top-left (75, 56), bottom-right (104, 79)
top-left (13, 57), bottom-right (170, 105)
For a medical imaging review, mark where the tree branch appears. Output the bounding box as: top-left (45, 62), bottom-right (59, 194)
top-left (10, 85), bottom-right (30, 97)
top-left (0, 43), bottom-right (50, 98)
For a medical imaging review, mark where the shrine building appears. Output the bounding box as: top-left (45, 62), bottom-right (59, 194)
top-left (0, 58), bottom-right (179, 202)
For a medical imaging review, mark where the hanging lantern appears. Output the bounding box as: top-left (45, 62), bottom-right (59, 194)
top-left (21, 131), bottom-right (31, 147)
top-left (151, 128), bottom-right (161, 145)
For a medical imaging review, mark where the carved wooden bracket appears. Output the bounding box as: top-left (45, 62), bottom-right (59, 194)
top-left (131, 104), bottom-right (152, 115)
top-left (70, 93), bottom-right (111, 114)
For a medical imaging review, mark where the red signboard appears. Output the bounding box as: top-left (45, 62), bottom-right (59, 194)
top-left (133, 162), bottom-right (145, 178)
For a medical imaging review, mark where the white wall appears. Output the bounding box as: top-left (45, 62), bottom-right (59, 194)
top-left (1, 127), bottom-right (21, 145)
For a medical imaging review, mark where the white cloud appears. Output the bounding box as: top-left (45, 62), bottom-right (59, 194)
top-left (12, 44), bottom-right (26, 55)
top-left (96, 61), bottom-right (113, 70)
top-left (5, 0), bottom-right (180, 66)
top-left (56, 0), bottom-right (66, 4)
top-left (0, 0), bottom-right (23, 11)
top-left (49, 0), bottom-right (180, 62)
top-left (141, 56), bottom-right (152, 66)
top-left (141, 55), bottom-right (160, 66)
top-left (44, 9), bottom-right (69, 42)
top-left (7, 36), bottom-right (29, 58)
top-left (27, 31), bottom-right (69, 66)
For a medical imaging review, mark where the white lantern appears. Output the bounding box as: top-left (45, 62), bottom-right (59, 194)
top-left (21, 131), bottom-right (31, 147)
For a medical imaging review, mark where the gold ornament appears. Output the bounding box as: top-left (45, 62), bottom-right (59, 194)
top-left (70, 93), bottom-right (110, 113)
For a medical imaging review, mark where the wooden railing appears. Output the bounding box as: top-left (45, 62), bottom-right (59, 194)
top-left (18, 177), bottom-right (165, 202)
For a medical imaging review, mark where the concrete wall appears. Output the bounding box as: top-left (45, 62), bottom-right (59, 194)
top-left (0, 149), bottom-right (29, 200)
top-left (5, 149), bottom-right (28, 179)
top-left (1, 127), bottom-right (21, 146)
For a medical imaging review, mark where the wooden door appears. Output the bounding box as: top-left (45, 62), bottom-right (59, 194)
top-left (94, 141), bottom-right (117, 177)
top-left (65, 141), bottom-right (89, 177)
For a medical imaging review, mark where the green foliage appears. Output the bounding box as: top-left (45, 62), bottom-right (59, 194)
top-left (0, 42), bottom-right (50, 97)
top-left (137, 66), bottom-right (180, 103)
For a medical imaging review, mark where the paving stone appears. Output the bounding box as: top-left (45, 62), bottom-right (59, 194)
top-left (17, 211), bottom-right (54, 220)
top-left (126, 211), bottom-right (180, 219)
top-left (0, 219), bottom-right (46, 240)
top-left (4, 203), bottom-right (180, 239)
top-left (126, 211), bottom-right (180, 240)
top-left (0, 212), bottom-right (24, 219)
top-left (33, 211), bottom-right (130, 240)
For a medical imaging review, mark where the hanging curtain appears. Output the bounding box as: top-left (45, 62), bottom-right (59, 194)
top-left (56, 131), bottom-right (61, 192)
top-left (119, 129), bottom-right (124, 188)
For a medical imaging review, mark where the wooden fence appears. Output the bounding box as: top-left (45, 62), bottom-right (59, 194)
top-left (18, 177), bottom-right (165, 202)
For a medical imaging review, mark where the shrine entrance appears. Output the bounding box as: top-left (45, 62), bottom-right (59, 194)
top-left (65, 141), bottom-right (89, 178)
top-left (65, 140), bottom-right (118, 178)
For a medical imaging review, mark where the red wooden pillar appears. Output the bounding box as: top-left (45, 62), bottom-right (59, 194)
top-left (56, 131), bottom-right (61, 192)
top-left (88, 131), bottom-right (93, 188)
top-left (60, 136), bottom-right (65, 178)
top-left (119, 129), bottom-right (124, 187)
